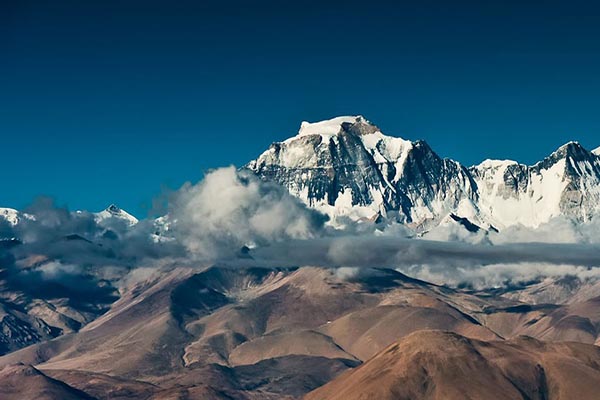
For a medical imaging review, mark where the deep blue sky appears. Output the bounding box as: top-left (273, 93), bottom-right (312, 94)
top-left (2, 0), bottom-right (600, 217)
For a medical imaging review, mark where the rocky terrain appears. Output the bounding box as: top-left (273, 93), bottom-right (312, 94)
top-left (305, 330), bottom-right (600, 400)
top-left (0, 265), bottom-right (598, 398)
top-left (248, 116), bottom-right (600, 229)
top-left (0, 117), bottom-right (599, 398)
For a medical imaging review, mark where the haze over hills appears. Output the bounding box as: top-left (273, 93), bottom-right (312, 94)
top-left (1, 117), bottom-right (600, 399)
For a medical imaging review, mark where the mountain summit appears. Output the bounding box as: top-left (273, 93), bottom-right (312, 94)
top-left (94, 204), bottom-right (139, 226)
top-left (248, 116), bottom-right (600, 229)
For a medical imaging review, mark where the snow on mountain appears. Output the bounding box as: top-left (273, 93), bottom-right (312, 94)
top-left (95, 204), bottom-right (139, 226)
top-left (0, 208), bottom-right (36, 226)
top-left (0, 205), bottom-right (138, 230)
top-left (248, 116), bottom-right (476, 227)
top-left (2, 120), bottom-right (597, 235)
top-left (0, 208), bottom-right (21, 226)
top-left (294, 116), bottom-right (364, 140)
top-left (248, 117), bottom-right (600, 230)
top-left (471, 141), bottom-right (600, 227)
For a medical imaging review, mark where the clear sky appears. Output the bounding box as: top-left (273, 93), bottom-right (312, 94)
top-left (2, 0), bottom-right (600, 217)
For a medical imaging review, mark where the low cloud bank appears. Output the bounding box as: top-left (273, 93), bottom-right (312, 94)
top-left (425, 214), bottom-right (600, 246)
top-left (243, 236), bottom-right (600, 287)
top-left (3, 166), bottom-right (600, 291)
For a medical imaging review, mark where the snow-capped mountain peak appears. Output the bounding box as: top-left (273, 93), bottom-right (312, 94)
top-left (296, 115), bottom-right (367, 138)
top-left (95, 204), bottom-right (139, 226)
top-left (0, 208), bottom-right (36, 226)
top-left (248, 116), bottom-right (600, 230)
top-left (0, 208), bottom-right (21, 226)
top-left (593, 146), bottom-right (600, 156)
top-left (458, 141), bottom-right (600, 228)
top-left (542, 141), bottom-right (591, 163)
top-left (248, 116), bottom-right (476, 227)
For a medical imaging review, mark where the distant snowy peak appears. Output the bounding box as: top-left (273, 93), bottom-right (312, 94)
top-left (95, 204), bottom-right (139, 226)
top-left (0, 208), bottom-right (21, 226)
top-left (471, 141), bottom-right (600, 227)
top-left (474, 141), bottom-right (595, 171)
top-left (541, 141), bottom-right (594, 167)
top-left (1, 205), bottom-right (138, 228)
top-left (593, 146), bottom-right (600, 156)
top-left (248, 116), bottom-right (600, 230)
top-left (0, 208), bottom-right (36, 226)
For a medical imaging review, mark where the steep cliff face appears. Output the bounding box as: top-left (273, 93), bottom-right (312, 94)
top-left (248, 116), bottom-right (600, 229)
top-left (471, 141), bottom-right (600, 227)
top-left (247, 116), bottom-right (398, 221)
top-left (247, 116), bottom-right (478, 227)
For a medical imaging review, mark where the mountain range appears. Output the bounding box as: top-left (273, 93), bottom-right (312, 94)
top-left (248, 116), bottom-right (600, 230)
top-left (1, 116), bottom-right (600, 399)
top-left (3, 116), bottom-right (599, 235)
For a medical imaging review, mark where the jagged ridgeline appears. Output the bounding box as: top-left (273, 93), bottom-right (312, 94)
top-left (247, 116), bottom-right (600, 230)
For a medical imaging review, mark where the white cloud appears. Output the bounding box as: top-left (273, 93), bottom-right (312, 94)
top-left (167, 166), bottom-right (326, 259)
top-left (399, 262), bottom-right (600, 290)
